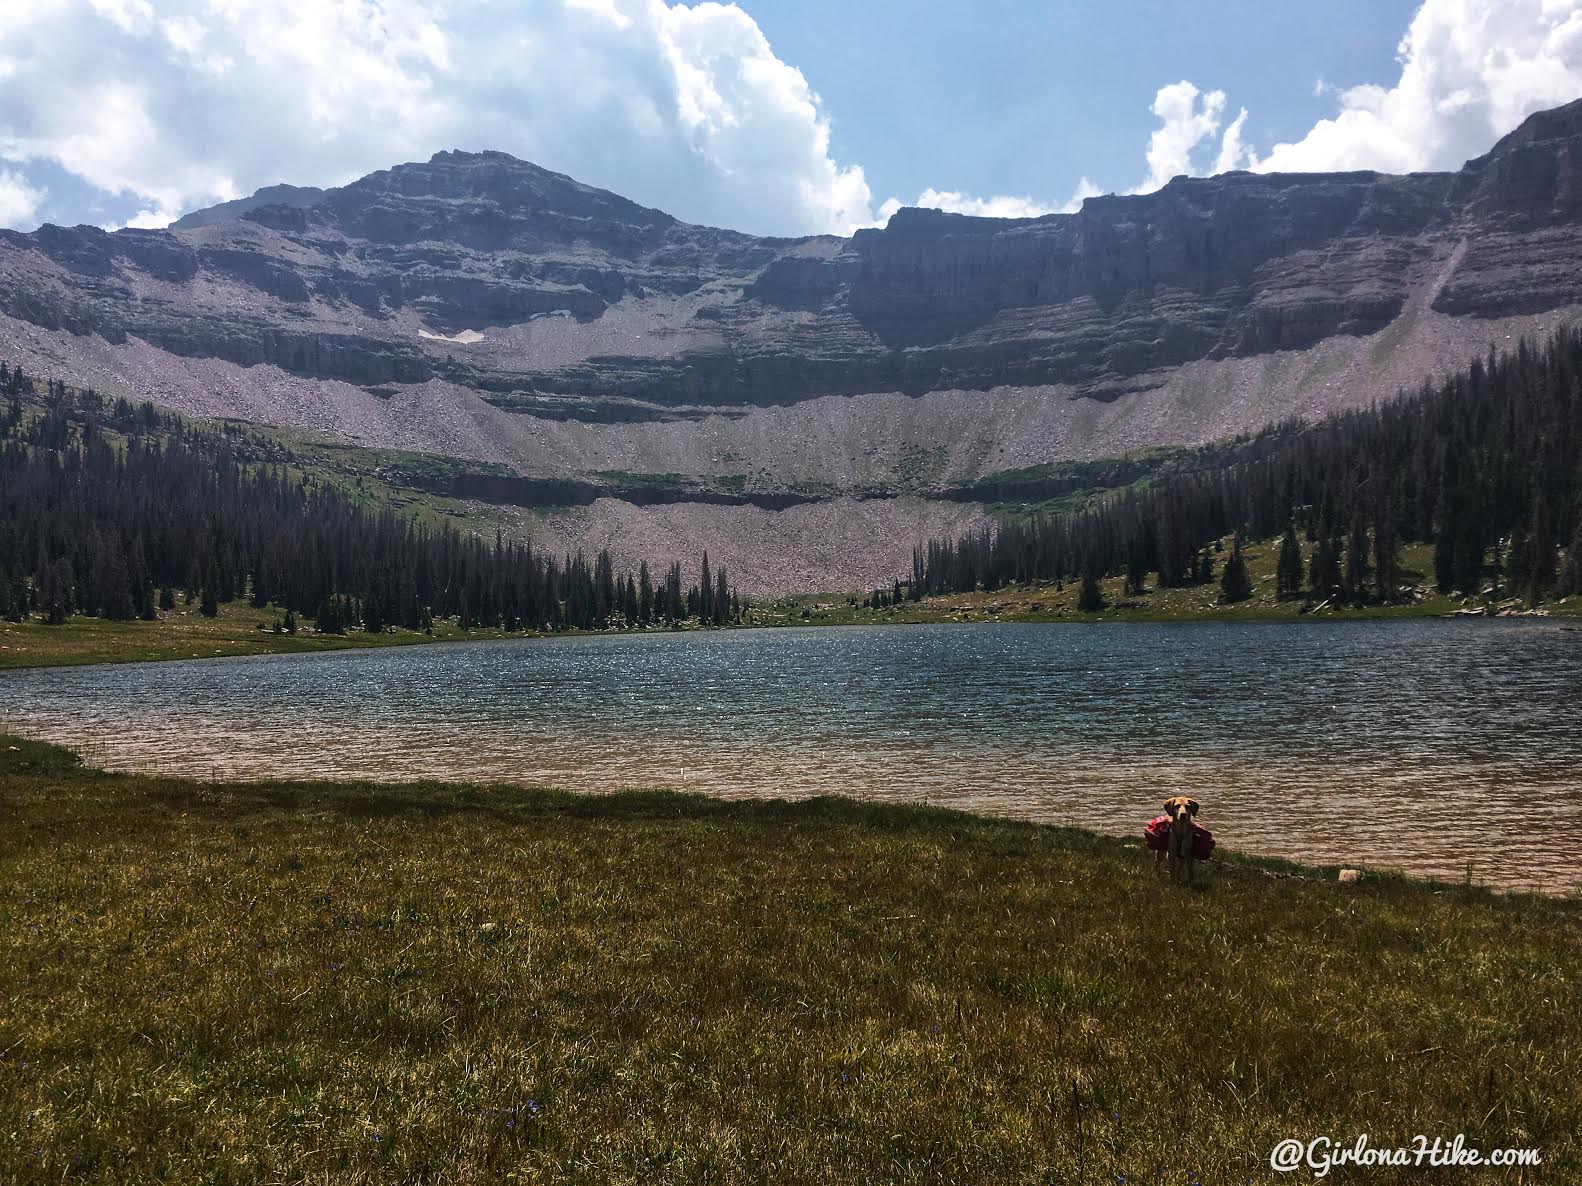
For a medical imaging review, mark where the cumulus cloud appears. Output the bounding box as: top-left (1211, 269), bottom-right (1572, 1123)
top-left (1251, 0), bottom-right (1582, 174)
top-left (1212, 107), bottom-right (1251, 175)
top-left (0, 169), bottom-right (44, 226)
top-left (1, 0), bottom-right (1578, 238)
top-left (1134, 81), bottom-right (1232, 192)
top-left (0, 0), bottom-right (873, 236)
top-left (1134, 0), bottom-right (1582, 189)
top-left (875, 176), bottom-right (1103, 223)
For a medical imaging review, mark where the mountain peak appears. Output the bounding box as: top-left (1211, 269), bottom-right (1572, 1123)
top-left (332, 149), bottom-right (680, 238)
top-left (170, 183), bottom-right (327, 231)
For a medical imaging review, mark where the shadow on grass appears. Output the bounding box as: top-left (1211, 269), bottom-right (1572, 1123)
top-left (2, 730), bottom-right (1566, 909)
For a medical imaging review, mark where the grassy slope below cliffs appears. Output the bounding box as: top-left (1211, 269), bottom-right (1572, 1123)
top-left (0, 604), bottom-right (519, 670)
top-left (766, 539), bottom-right (1582, 626)
top-left (1, 735), bottom-right (1576, 1184)
top-left (9, 538), bottom-right (1579, 672)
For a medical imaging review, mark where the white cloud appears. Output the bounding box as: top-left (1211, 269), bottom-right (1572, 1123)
top-left (1076, 0), bottom-right (1582, 200)
top-left (0, 169), bottom-right (43, 225)
top-left (1212, 107), bottom-right (1250, 174)
top-left (1, 0), bottom-right (1578, 238)
top-left (908, 189), bottom-right (1055, 219)
top-left (1060, 177), bottom-right (1105, 212)
top-left (875, 176), bottom-right (1104, 225)
top-left (911, 0), bottom-right (1582, 219)
top-left (0, 0), bottom-right (874, 236)
top-left (1250, 0), bottom-right (1582, 174)
top-left (1135, 80), bottom-right (1227, 192)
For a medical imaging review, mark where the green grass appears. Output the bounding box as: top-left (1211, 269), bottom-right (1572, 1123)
top-left (8, 537), bottom-right (1575, 671)
top-left (0, 606), bottom-right (520, 670)
top-left (1, 734), bottom-right (1576, 1183)
top-left (760, 539), bottom-right (1581, 627)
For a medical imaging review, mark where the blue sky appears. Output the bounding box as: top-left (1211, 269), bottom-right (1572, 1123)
top-left (746, 0), bottom-right (1419, 211)
top-left (0, 1), bottom-right (1578, 236)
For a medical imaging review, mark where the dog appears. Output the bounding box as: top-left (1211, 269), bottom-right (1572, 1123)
top-left (1156, 795), bottom-right (1202, 884)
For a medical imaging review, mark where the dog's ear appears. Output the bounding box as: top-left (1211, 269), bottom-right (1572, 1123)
top-left (1163, 798), bottom-right (1177, 818)
top-left (1186, 799), bottom-right (1200, 817)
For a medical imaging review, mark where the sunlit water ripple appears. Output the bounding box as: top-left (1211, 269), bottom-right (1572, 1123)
top-left (3, 620), bottom-right (1579, 891)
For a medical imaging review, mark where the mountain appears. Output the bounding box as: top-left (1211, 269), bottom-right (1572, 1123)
top-left (3, 101), bottom-right (1582, 591)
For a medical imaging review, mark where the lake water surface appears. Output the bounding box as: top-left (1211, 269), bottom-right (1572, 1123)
top-left (3, 621), bottom-right (1580, 891)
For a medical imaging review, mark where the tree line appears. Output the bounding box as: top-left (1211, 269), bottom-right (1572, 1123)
top-left (0, 367), bottom-right (744, 632)
top-left (905, 328), bottom-right (1582, 607)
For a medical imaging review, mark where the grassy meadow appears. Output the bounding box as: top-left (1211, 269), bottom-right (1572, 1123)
top-left (762, 540), bottom-right (1582, 627)
top-left (10, 537), bottom-right (1577, 672)
top-left (1, 734), bottom-right (1576, 1183)
top-left (0, 605), bottom-right (516, 671)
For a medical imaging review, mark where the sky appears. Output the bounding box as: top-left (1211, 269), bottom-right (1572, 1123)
top-left (1, 0), bottom-right (1580, 237)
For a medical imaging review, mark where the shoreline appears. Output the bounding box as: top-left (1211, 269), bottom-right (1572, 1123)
top-left (3, 726), bottom-right (1574, 897)
top-left (2, 592), bottom-right (1576, 672)
top-left (0, 729), bottom-right (1566, 899)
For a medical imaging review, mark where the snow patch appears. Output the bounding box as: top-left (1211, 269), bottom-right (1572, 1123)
top-left (419, 328), bottom-right (485, 344)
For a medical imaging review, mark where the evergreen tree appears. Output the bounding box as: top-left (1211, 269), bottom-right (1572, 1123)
top-left (1219, 538), bottom-right (1253, 604)
top-left (1309, 533), bottom-right (1341, 603)
top-left (42, 558), bottom-right (72, 625)
top-left (907, 329), bottom-right (1581, 612)
top-left (1275, 523), bottom-right (1304, 600)
top-left (1343, 518), bottom-right (1370, 604)
top-left (99, 541), bottom-right (137, 621)
top-left (1125, 541), bottom-right (1148, 596)
top-left (1076, 564), bottom-right (1105, 613)
top-left (715, 566), bottom-right (731, 625)
top-left (1564, 519), bottom-right (1582, 596)
top-left (1373, 511), bottom-right (1398, 602)
top-left (1525, 488), bottom-right (1556, 605)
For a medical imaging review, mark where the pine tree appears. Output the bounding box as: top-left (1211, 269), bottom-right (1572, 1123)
top-left (1219, 538), bottom-right (1253, 604)
top-left (1526, 489), bottom-right (1556, 605)
top-left (42, 558), bottom-right (72, 625)
top-left (1125, 541), bottom-right (1148, 596)
top-left (1305, 532), bottom-right (1338, 603)
top-left (1434, 518), bottom-right (1456, 592)
top-left (100, 541), bottom-right (137, 621)
top-left (1275, 523), bottom-right (1304, 600)
top-left (5, 568), bottom-right (24, 622)
top-left (1452, 487), bottom-right (1485, 594)
top-left (1195, 550), bottom-right (1215, 585)
top-left (1077, 561), bottom-right (1105, 613)
top-left (1373, 511), bottom-right (1398, 603)
top-left (1506, 529), bottom-right (1529, 603)
top-left (1343, 518), bottom-right (1370, 604)
top-left (1564, 519), bottom-right (1582, 596)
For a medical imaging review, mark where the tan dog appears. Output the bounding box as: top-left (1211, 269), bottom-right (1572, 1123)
top-left (1156, 795), bottom-right (1201, 884)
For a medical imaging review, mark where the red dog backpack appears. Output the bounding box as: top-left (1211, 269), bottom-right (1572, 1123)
top-left (1144, 814), bottom-right (1216, 861)
top-left (1143, 815), bottom-right (1171, 851)
top-left (1191, 823), bottom-right (1216, 861)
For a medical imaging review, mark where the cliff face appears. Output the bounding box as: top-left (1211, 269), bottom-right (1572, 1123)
top-left (8, 102), bottom-right (1582, 408)
top-left (2, 102), bottom-right (1582, 590)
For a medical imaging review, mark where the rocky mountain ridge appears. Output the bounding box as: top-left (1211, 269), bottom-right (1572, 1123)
top-left (2, 100), bottom-right (1581, 590)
